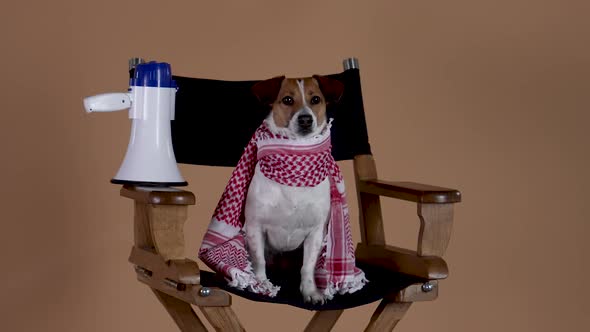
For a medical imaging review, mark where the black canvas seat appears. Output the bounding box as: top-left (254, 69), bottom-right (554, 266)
top-left (199, 261), bottom-right (421, 311)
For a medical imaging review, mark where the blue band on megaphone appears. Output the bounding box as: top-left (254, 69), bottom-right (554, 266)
top-left (130, 61), bottom-right (177, 88)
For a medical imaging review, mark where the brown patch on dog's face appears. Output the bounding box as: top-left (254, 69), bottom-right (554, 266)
top-left (270, 78), bottom-right (327, 128)
top-left (252, 75), bottom-right (344, 136)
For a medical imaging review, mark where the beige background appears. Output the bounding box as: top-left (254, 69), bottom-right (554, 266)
top-left (1, 0), bottom-right (589, 331)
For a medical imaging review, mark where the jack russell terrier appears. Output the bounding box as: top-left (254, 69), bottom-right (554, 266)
top-left (245, 75), bottom-right (344, 304)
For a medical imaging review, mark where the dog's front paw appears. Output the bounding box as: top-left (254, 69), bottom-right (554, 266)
top-left (252, 265), bottom-right (267, 282)
top-left (302, 288), bottom-right (328, 305)
top-left (301, 281), bottom-right (327, 305)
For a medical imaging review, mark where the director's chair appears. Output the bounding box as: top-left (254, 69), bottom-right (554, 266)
top-left (121, 57), bottom-right (461, 331)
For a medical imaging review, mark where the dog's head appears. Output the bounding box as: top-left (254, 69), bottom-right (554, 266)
top-left (252, 75), bottom-right (344, 138)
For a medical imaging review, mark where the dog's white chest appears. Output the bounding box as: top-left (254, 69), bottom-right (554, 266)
top-left (244, 164), bottom-right (330, 252)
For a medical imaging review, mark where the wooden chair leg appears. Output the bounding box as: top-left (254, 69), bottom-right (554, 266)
top-left (364, 300), bottom-right (412, 332)
top-left (123, 188), bottom-right (247, 332)
top-left (124, 188), bottom-right (211, 331)
top-left (199, 306), bottom-right (245, 332)
top-left (152, 289), bottom-right (207, 332)
top-left (304, 310), bottom-right (344, 332)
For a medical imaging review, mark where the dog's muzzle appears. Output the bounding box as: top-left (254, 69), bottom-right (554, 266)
top-left (297, 114), bottom-right (314, 134)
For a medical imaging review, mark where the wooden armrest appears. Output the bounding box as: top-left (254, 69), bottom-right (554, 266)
top-left (358, 180), bottom-right (461, 204)
top-left (356, 243), bottom-right (448, 280)
top-left (120, 185), bottom-right (195, 205)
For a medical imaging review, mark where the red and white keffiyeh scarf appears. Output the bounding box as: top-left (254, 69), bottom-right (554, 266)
top-left (198, 120), bottom-right (367, 299)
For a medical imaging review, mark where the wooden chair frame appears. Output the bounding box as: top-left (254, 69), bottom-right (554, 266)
top-left (119, 56), bottom-right (461, 331)
top-left (122, 152), bottom-right (460, 331)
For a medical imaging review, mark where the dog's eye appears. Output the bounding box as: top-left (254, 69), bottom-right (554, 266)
top-left (282, 96), bottom-right (294, 105)
top-left (310, 96), bottom-right (321, 105)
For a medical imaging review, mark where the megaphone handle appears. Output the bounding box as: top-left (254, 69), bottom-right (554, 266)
top-left (84, 93), bottom-right (131, 113)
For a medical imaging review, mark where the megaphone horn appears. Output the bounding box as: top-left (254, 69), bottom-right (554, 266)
top-left (84, 59), bottom-right (187, 187)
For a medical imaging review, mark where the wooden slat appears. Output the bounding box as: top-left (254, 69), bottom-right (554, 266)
top-left (364, 301), bottom-right (412, 332)
top-left (358, 180), bottom-right (461, 204)
top-left (355, 243), bottom-right (448, 280)
top-left (200, 306), bottom-right (245, 332)
top-left (131, 197), bottom-right (191, 261)
top-left (304, 310), bottom-right (344, 332)
top-left (358, 192), bottom-right (386, 245)
top-left (148, 204), bottom-right (190, 261)
top-left (417, 203), bottom-right (454, 256)
top-left (134, 201), bottom-right (155, 249)
top-left (353, 155), bottom-right (386, 245)
top-left (354, 154), bottom-right (378, 181)
top-left (121, 185), bottom-right (196, 205)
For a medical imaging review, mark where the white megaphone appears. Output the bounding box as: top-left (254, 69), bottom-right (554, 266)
top-left (84, 59), bottom-right (187, 186)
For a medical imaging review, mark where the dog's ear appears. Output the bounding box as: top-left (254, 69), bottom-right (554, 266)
top-left (251, 76), bottom-right (286, 106)
top-left (313, 75), bottom-right (344, 104)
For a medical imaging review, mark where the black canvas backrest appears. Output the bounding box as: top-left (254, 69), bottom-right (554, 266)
top-left (171, 68), bottom-right (371, 167)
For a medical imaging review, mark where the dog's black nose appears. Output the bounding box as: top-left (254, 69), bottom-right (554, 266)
top-left (297, 114), bottom-right (313, 128)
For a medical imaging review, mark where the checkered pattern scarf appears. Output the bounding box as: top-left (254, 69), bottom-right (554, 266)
top-left (198, 120), bottom-right (367, 299)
